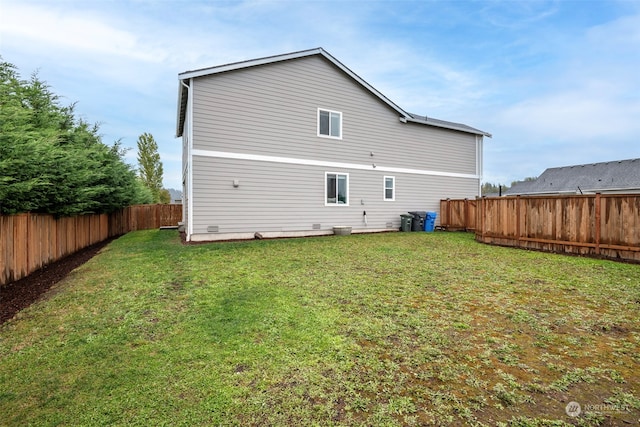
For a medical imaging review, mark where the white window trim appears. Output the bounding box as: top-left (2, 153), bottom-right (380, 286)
top-left (383, 176), bottom-right (395, 201)
top-left (324, 171), bottom-right (349, 206)
top-left (317, 108), bottom-right (343, 140)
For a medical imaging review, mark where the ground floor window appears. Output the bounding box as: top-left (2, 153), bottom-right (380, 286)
top-left (326, 172), bottom-right (348, 205)
top-left (384, 176), bottom-right (395, 201)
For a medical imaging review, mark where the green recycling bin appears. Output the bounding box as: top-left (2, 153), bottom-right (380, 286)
top-left (400, 214), bottom-right (413, 232)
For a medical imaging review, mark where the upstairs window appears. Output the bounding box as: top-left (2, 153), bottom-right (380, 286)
top-left (318, 109), bottom-right (342, 139)
top-left (326, 172), bottom-right (349, 205)
top-left (384, 176), bottom-right (395, 201)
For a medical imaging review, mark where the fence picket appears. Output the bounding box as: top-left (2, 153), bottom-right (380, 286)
top-left (441, 195), bottom-right (639, 263)
top-left (0, 204), bottom-right (182, 287)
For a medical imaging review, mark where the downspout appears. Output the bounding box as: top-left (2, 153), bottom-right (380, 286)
top-left (180, 78), bottom-right (193, 241)
top-left (476, 135), bottom-right (483, 196)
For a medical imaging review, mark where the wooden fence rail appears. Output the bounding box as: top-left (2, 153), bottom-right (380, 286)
top-left (1, 204), bottom-right (182, 287)
top-left (442, 195), bottom-right (640, 263)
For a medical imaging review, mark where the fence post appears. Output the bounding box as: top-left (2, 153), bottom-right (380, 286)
top-left (464, 198), bottom-right (469, 231)
top-left (479, 197), bottom-right (484, 239)
top-left (446, 198), bottom-right (451, 229)
top-left (595, 193), bottom-right (601, 256)
top-left (516, 195), bottom-right (521, 243)
top-left (474, 197), bottom-right (480, 237)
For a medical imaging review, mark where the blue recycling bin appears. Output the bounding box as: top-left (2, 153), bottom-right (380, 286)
top-left (424, 212), bottom-right (437, 232)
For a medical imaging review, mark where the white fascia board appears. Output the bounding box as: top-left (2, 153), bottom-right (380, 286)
top-left (405, 117), bottom-right (492, 137)
top-left (176, 80), bottom-right (187, 137)
top-left (192, 149), bottom-right (480, 180)
top-left (178, 48), bottom-right (324, 80)
top-left (175, 82), bottom-right (182, 137)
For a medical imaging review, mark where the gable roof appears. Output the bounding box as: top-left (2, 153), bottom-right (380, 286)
top-left (176, 48), bottom-right (491, 138)
top-left (505, 158), bottom-right (640, 195)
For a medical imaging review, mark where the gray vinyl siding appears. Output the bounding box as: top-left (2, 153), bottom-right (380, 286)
top-left (191, 156), bottom-right (477, 234)
top-left (191, 56), bottom-right (477, 175)
top-left (187, 54), bottom-right (480, 237)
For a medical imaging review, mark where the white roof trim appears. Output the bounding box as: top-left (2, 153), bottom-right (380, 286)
top-left (179, 48), bottom-right (323, 80)
top-left (406, 117), bottom-right (492, 137)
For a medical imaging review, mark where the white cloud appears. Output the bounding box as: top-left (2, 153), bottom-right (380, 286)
top-left (586, 13), bottom-right (640, 49)
top-left (494, 10), bottom-right (640, 142)
top-left (2, 3), bottom-right (167, 63)
top-left (499, 89), bottom-right (640, 140)
top-left (337, 42), bottom-right (489, 120)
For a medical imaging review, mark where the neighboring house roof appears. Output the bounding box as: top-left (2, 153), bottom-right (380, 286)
top-left (176, 47), bottom-right (491, 138)
top-left (504, 158), bottom-right (640, 195)
top-left (504, 180), bottom-right (537, 195)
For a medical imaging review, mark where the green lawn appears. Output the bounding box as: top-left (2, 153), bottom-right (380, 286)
top-left (1, 230), bottom-right (639, 426)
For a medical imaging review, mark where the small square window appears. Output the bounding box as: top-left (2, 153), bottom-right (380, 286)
top-left (318, 109), bottom-right (342, 139)
top-left (384, 176), bottom-right (395, 201)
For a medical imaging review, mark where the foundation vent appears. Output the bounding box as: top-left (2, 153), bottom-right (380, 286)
top-left (386, 222), bottom-right (394, 228)
top-left (312, 223), bottom-right (321, 230)
top-left (207, 226), bottom-right (219, 233)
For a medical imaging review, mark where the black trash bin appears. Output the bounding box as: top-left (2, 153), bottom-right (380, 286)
top-left (408, 211), bottom-right (427, 232)
top-left (400, 214), bottom-right (413, 232)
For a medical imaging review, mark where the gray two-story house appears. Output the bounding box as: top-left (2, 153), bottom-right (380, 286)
top-left (176, 48), bottom-right (490, 242)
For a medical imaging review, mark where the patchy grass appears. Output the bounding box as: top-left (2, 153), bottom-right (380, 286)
top-left (1, 230), bottom-right (639, 426)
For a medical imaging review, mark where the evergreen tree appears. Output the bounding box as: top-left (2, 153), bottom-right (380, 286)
top-left (510, 176), bottom-right (538, 187)
top-left (158, 188), bottom-right (171, 204)
top-left (0, 58), bottom-right (149, 216)
top-left (136, 133), bottom-right (165, 203)
top-left (481, 182), bottom-right (508, 196)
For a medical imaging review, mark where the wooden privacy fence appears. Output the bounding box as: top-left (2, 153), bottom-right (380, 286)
top-left (440, 198), bottom-right (477, 231)
top-left (1, 204), bottom-right (182, 287)
top-left (443, 194), bottom-right (640, 262)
